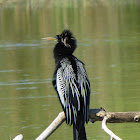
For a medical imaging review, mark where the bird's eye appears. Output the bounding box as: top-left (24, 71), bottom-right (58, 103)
top-left (65, 32), bottom-right (67, 36)
top-left (71, 38), bottom-right (75, 40)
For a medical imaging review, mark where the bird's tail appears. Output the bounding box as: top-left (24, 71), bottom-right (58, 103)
top-left (73, 113), bottom-right (87, 140)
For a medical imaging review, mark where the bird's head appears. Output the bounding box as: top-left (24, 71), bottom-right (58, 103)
top-left (43, 29), bottom-right (77, 56)
top-left (55, 29), bottom-right (76, 48)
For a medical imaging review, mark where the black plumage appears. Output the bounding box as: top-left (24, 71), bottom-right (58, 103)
top-left (52, 29), bottom-right (90, 140)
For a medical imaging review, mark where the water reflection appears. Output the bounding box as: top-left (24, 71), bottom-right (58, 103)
top-left (0, 78), bottom-right (51, 86)
top-left (0, 0), bottom-right (140, 140)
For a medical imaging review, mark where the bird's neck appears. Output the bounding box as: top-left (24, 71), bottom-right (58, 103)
top-left (53, 54), bottom-right (73, 65)
top-left (53, 45), bottom-right (74, 64)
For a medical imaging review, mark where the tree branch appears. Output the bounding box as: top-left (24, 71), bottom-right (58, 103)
top-left (102, 116), bottom-right (122, 140)
top-left (89, 108), bottom-right (140, 123)
top-left (13, 134), bottom-right (23, 140)
top-left (13, 108), bottom-right (140, 140)
top-left (35, 112), bottom-right (65, 140)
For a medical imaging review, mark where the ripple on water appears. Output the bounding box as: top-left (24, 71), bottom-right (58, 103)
top-left (0, 78), bottom-right (52, 86)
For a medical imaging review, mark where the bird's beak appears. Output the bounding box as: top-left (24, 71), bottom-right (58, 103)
top-left (42, 37), bottom-right (57, 41)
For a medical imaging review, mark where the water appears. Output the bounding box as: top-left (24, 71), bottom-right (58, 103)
top-left (0, 0), bottom-right (140, 139)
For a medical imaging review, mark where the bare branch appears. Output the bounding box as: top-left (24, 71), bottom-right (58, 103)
top-left (89, 108), bottom-right (140, 123)
top-left (14, 108), bottom-right (140, 140)
top-left (13, 134), bottom-right (23, 140)
top-left (102, 116), bottom-right (122, 140)
top-left (35, 112), bottom-right (65, 140)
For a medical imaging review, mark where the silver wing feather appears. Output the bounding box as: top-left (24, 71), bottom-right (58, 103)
top-left (56, 58), bottom-right (90, 125)
top-left (76, 58), bottom-right (90, 123)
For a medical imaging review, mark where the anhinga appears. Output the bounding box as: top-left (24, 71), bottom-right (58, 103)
top-left (44, 29), bottom-right (90, 140)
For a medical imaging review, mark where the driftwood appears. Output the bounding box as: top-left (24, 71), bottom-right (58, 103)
top-left (13, 134), bottom-right (24, 140)
top-left (13, 108), bottom-right (140, 140)
top-left (89, 108), bottom-right (140, 123)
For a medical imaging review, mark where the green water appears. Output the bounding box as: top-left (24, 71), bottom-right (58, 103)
top-left (0, 0), bottom-right (140, 139)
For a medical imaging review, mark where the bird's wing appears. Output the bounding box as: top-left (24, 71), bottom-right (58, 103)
top-left (76, 59), bottom-right (90, 123)
top-left (56, 58), bottom-right (80, 125)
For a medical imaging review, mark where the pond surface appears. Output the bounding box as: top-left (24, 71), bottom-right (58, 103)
top-left (0, 0), bottom-right (140, 139)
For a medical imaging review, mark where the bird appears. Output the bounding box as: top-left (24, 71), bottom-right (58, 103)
top-left (44, 29), bottom-right (90, 140)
